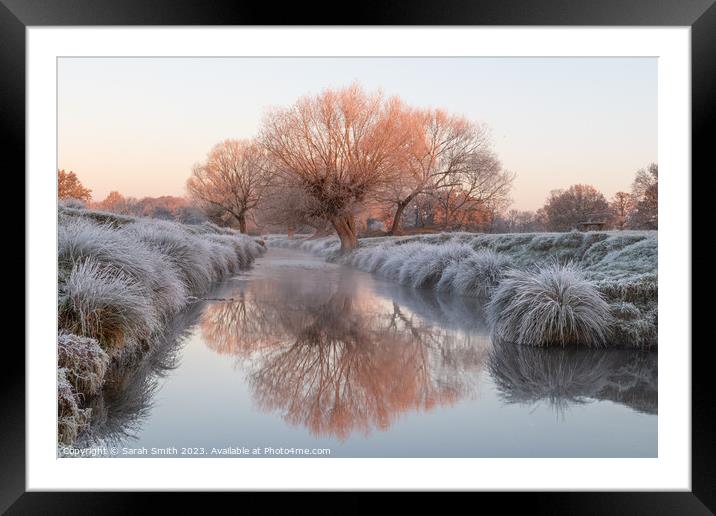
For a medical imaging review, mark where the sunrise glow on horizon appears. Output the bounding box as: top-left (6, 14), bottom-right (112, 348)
top-left (58, 57), bottom-right (657, 211)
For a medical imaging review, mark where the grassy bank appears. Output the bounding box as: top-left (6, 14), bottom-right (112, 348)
top-left (267, 230), bottom-right (657, 349)
top-left (57, 206), bottom-right (266, 445)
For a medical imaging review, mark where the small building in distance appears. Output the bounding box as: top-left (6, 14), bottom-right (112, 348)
top-left (577, 220), bottom-right (608, 231)
top-left (576, 211), bottom-right (612, 231)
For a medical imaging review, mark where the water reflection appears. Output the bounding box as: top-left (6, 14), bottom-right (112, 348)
top-left (79, 299), bottom-right (209, 447)
top-left (488, 342), bottom-right (657, 415)
top-left (199, 272), bottom-right (487, 440)
top-left (83, 249), bottom-right (657, 452)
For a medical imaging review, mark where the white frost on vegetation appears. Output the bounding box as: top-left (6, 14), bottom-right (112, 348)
top-left (59, 258), bottom-right (158, 355)
top-left (444, 249), bottom-right (512, 298)
top-left (487, 262), bottom-right (613, 347)
top-left (57, 207), bottom-right (267, 443)
top-left (268, 230), bottom-right (657, 348)
top-left (59, 208), bottom-right (266, 353)
top-left (58, 332), bottom-right (110, 397)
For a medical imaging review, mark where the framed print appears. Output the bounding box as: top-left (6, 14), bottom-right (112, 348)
top-left (6, 0), bottom-right (712, 511)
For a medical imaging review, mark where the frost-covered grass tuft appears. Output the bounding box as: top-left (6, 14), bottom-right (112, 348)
top-left (441, 249), bottom-right (512, 298)
top-left (487, 262), bottom-right (613, 347)
top-left (58, 332), bottom-right (110, 397)
top-left (125, 221), bottom-right (214, 296)
top-left (59, 258), bottom-right (158, 354)
top-left (409, 243), bottom-right (474, 289)
top-left (376, 242), bottom-right (431, 281)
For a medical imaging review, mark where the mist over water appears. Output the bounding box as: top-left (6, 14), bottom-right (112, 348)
top-left (85, 248), bottom-right (656, 458)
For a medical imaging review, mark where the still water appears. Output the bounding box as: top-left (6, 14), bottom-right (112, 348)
top-left (88, 248), bottom-right (657, 457)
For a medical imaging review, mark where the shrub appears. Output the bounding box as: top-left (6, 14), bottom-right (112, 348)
top-left (487, 262), bottom-right (612, 347)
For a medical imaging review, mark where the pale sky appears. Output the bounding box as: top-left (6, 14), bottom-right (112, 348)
top-left (58, 57), bottom-right (656, 211)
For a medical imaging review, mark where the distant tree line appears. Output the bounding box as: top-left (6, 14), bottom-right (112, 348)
top-left (57, 83), bottom-right (657, 243)
top-left (57, 182), bottom-right (212, 226)
top-left (57, 160), bottom-right (657, 237)
top-left (538, 164), bottom-right (658, 232)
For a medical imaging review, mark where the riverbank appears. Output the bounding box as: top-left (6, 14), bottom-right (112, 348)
top-left (58, 206), bottom-right (266, 445)
top-left (267, 231), bottom-right (657, 349)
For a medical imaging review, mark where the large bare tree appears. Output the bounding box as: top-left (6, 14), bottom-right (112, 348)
top-left (260, 83), bottom-right (410, 252)
top-left (187, 139), bottom-right (270, 233)
top-left (379, 108), bottom-right (490, 235)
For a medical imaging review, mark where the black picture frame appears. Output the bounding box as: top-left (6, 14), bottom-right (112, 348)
top-left (5, 0), bottom-right (711, 511)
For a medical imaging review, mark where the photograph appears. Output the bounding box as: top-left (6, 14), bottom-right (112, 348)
top-left (56, 56), bottom-right (658, 459)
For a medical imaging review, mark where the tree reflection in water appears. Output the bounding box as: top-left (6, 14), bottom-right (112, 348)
top-left (199, 272), bottom-right (489, 440)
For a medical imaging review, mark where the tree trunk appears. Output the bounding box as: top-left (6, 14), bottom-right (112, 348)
top-left (388, 201), bottom-right (409, 236)
top-left (287, 226), bottom-right (295, 239)
top-left (330, 214), bottom-right (358, 253)
top-left (237, 214), bottom-right (247, 234)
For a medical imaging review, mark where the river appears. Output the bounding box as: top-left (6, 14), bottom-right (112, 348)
top-left (85, 247), bottom-right (657, 458)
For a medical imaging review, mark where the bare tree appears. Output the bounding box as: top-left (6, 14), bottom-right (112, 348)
top-left (409, 193), bottom-right (439, 229)
top-left (632, 163), bottom-right (658, 201)
top-left (260, 83), bottom-right (410, 252)
top-left (379, 108), bottom-right (489, 235)
top-left (254, 183), bottom-right (332, 238)
top-left (432, 150), bottom-right (514, 230)
top-left (503, 209), bottom-right (541, 233)
top-left (187, 139), bottom-right (270, 233)
top-left (611, 191), bottom-right (634, 230)
top-left (629, 163), bottom-right (657, 229)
